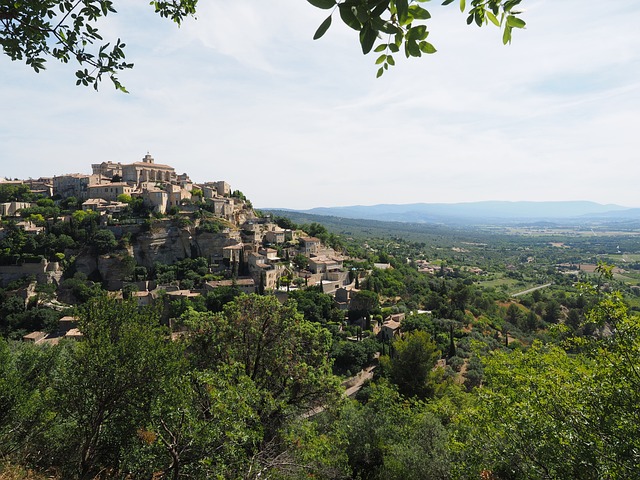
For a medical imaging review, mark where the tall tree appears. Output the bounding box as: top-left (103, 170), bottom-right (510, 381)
top-left (381, 330), bottom-right (443, 399)
top-left (48, 296), bottom-right (184, 479)
top-left (184, 294), bottom-right (340, 431)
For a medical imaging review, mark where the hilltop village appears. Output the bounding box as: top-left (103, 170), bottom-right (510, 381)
top-left (0, 154), bottom-right (365, 342)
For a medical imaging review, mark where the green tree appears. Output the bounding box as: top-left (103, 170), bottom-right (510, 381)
top-left (186, 294), bottom-right (340, 429)
top-left (292, 253), bottom-right (309, 271)
top-left (289, 288), bottom-right (343, 324)
top-left (47, 296), bottom-right (183, 478)
top-left (0, 183), bottom-right (32, 202)
top-left (381, 330), bottom-right (442, 399)
top-left (458, 290), bottom-right (640, 479)
top-left (348, 289), bottom-right (379, 329)
top-left (339, 380), bottom-right (451, 479)
top-left (505, 302), bottom-right (522, 325)
top-left (331, 337), bottom-right (379, 375)
top-left (400, 313), bottom-right (433, 334)
top-left (0, 339), bottom-right (63, 460)
top-left (124, 365), bottom-right (264, 479)
top-left (89, 229), bottom-right (117, 254)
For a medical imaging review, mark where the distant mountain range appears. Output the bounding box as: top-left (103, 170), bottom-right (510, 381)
top-left (271, 201), bottom-right (640, 225)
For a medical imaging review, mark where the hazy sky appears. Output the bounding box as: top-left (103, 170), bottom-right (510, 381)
top-left (1, 1), bottom-right (639, 209)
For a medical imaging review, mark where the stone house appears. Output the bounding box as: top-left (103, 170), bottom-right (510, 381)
top-left (264, 228), bottom-right (286, 244)
top-left (141, 188), bottom-right (168, 214)
top-left (299, 237), bottom-right (321, 255)
top-left (53, 173), bottom-right (100, 200)
top-left (381, 313), bottom-right (405, 341)
top-left (87, 182), bottom-right (134, 202)
top-left (206, 197), bottom-right (234, 218)
top-left (202, 181), bottom-right (230, 197)
top-left (91, 161), bottom-right (123, 179)
top-left (166, 184), bottom-right (191, 208)
top-left (0, 201), bottom-right (34, 217)
top-left (308, 255), bottom-right (343, 274)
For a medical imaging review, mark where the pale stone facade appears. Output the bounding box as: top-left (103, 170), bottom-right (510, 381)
top-left (203, 181), bottom-right (230, 197)
top-left (0, 202), bottom-right (34, 217)
top-left (308, 255), bottom-right (343, 274)
top-left (122, 154), bottom-right (177, 184)
top-left (87, 182), bottom-right (134, 202)
top-left (53, 173), bottom-right (100, 200)
top-left (142, 188), bottom-right (168, 214)
top-left (299, 237), bottom-right (321, 255)
top-left (264, 228), bottom-right (286, 244)
top-left (91, 161), bottom-right (123, 179)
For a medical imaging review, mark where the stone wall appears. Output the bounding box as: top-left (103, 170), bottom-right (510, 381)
top-left (0, 259), bottom-right (62, 287)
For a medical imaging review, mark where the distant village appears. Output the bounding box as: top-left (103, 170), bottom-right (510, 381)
top-left (1, 154), bottom-right (390, 344)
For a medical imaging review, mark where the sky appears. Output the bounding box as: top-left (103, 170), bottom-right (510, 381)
top-left (1, 0), bottom-right (639, 210)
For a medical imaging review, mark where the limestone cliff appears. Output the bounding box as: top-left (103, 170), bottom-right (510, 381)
top-left (133, 221), bottom-right (194, 268)
top-left (131, 220), bottom-right (242, 269)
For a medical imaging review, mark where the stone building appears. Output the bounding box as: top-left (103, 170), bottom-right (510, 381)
top-left (87, 182), bottom-right (134, 202)
top-left (122, 154), bottom-right (177, 184)
top-left (299, 237), bottom-right (321, 255)
top-left (53, 173), bottom-right (100, 200)
top-left (91, 161), bottom-right (123, 179)
top-left (203, 181), bottom-right (230, 197)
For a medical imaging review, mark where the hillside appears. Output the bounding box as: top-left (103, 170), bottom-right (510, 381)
top-left (274, 201), bottom-right (635, 225)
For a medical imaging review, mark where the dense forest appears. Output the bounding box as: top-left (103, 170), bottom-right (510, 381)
top-left (2, 183), bottom-right (640, 479)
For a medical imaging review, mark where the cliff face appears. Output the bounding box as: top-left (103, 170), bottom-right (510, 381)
top-left (193, 230), bottom-right (242, 259)
top-left (74, 249), bottom-right (99, 278)
top-left (74, 246), bottom-right (135, 289)
top-left (131, 222), bottom-right (242, 269)
top-left (133, 223), bottom-right (194, 269)
top-left (98, 253), bottom-right (134, 291)
top-left (71, 209), bottom-right (253, 287)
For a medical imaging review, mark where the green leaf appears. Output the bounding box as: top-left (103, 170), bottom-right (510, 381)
top-left (405, 39), bottom-right (421, 57)
top-left (378, 20), bottom-right (400, 35)
top-left (486, 11), bottom-right (500, 26)
top-left (406, 25), bottom-right (427, 43)
top-left (388, 43), bottom-right (399, 53)
top-left (376, 66), bottom-right (384, 78)
top-left (355, 5), bottom-right (370, 23)
top-left (441, 0), bottom-right (455, 5)
top-left (313, 15), bottom-right (332, 40)
top-left (359, 24), bottom-right (378, 54)
top-left (408, 5), bottom-right (431, 20)
top-left (506, 15), bottom-right (526, 28)
top-left (372, 0), bottom-right (390, 17)
top-left (395, 0), bottom-right (409, 23)
top-left (306, 0), bottom-right (336, 10)
top-left (375, 54), bottom-right (387, 64)
top-left (419, 41), bottom-right (436, 54)
top-left (374, 43), bottom-right (388, 53)
top-left (386, 55), bottom-right (395, 65)
top-left (459, 0), bottom-right (465, 13)
top-left (502, 25), bottom-right (512, 44)
top-left (339, 4), bottom-right (361, 30)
